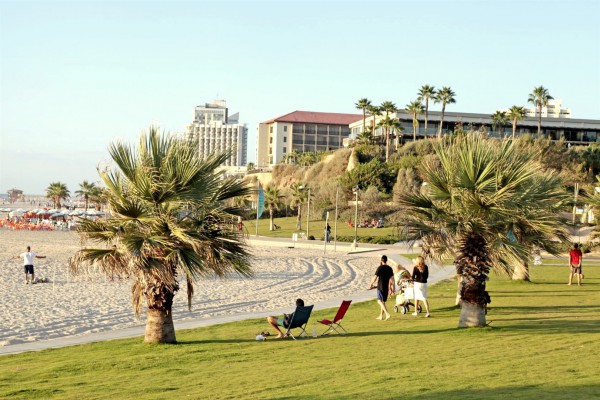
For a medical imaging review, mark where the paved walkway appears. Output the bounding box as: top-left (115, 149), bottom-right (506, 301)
top-left (0, 238), bottom-right (454, 356)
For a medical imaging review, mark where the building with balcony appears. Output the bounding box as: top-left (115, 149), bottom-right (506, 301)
top-left (186, 100), bottom-right (248, 168)
top-left (257, 111), bottom-right (361, 167)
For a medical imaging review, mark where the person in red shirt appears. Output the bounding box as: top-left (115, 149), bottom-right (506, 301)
top-left (568, 243), bottom-right (583, 286)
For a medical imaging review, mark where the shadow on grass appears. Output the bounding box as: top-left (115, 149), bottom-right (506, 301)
top-left (269, 384), bottom-right (600, 400)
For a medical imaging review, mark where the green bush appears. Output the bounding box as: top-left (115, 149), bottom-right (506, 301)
top-left (334, 235), bottom-right (398, 244)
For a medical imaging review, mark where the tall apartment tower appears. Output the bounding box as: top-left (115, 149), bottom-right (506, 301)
top-left (186, 100), bottom-right (248, 167)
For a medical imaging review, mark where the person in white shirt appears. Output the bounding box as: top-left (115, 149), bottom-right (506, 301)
top-left (13, 246), bottom-right (46, 284)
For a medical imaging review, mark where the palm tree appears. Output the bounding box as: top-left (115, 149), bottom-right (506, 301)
top-left (376, 116), bottom-right (395, 161)
top-left (491, 111), bottom-right (509, 137)
top-left (389, 118), bottom-right (404, 149)
top-left (405, 100), bottom-right (425, 141)
top-left (355, 98), bottom-right (372, 138)
top-left (46, 182), bottom-right (70, 209)
top-left (528, 86), bottom-right (553, 135)
top-left (264, 185), bottom-right (283, 231)
top-left (75, 181), bottom-right (97, 211)
top-left (508, 105), bottom-right (527, 139)
top-left (287, 149), bottom-right (299, 165)
top-left (418, 85), bottom-right (436, 137)
top-left (357, 128), bottom-right (373, 145)
top-left (289, 182), bottom-right (307, 230)
top-left (380, 101), bottom-right (397, 162)
top-left (397, 132), bottom-right (568, 327)
top-left (434, 86), bottom-right (456, 139)
top-left (367, 105), bottom-right (381, 145)
top-left (69, 127), bottom-right (253, 343)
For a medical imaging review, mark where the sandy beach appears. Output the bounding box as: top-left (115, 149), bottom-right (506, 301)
top-left (0, 229), bottom-right (455, 354)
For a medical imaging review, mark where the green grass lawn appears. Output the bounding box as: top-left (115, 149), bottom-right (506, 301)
top-left (245, 216), bottom-right (397, 240)
top-left (1, 263), bottom-right (599, 399)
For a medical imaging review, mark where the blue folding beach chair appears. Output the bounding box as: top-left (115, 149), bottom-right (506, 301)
top-left (284, 305), bottom-right (314, 340)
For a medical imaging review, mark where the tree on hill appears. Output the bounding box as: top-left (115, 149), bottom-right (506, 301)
top-left (491, 111), bottom-right (509, 137)
top-left (397, 132), bottom-right (567, 327)
top-left (405, 100), bottom-right (425, 141)
top-left (70, 127), bottom-right (253, 343)
top-left (46, 181), bottom-right (70, 209)
top-left (264, 185), bottom-right (284, 230)
top-left (380, 101), bottom-right (397, 162)
top-left (367, 105), bottom-right (381, 145)
top-left (289, 182), bottom-right (307, 230)
top-left (528, 86), bottom-right (553, 136)
top-left (418, 85), bottom-right (436, 138)
top-left (508, 105), bottom-right (526, 139)
top-left (434, 86), bottom-right (456, 138)
top-left (355, 98), bottom-right (372, 139)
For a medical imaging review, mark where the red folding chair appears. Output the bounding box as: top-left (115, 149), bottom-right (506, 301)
top-left (318, 300), bottom-right (352, 336)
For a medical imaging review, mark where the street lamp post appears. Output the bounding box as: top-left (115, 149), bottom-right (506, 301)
top-left (352, 186), bottom-right (360, 248)
top-left (299, 185), bottom-right (310, 239)
top-left (334, 185), bottom-right (339, 251)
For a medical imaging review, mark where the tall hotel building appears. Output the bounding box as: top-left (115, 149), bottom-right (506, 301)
top-left (186, 100), bottom-right (247, 167)
top-left (257, 111), bottom-right (362, 167)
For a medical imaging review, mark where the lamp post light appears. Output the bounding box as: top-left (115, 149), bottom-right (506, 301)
top-left (352, 186), bottom-right (360, 248)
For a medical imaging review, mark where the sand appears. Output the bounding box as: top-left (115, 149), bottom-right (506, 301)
top-left (1, 228), bottom-right (450, 353)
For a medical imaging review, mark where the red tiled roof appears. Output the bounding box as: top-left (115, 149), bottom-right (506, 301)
top-left (262, 111), bottom-right (363, 125)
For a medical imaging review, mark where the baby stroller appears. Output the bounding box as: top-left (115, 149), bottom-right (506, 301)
top-left (394, 279), bottom-right (423, 314)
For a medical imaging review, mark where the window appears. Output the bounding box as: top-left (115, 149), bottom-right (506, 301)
top-left (270, 126), bottom-right (273, 133)
top-left (283, 137), bottom-right (287, 143)
top-left (283, 147), bottom-right (287, 153)
top-left (269, 137), bottom-right (273, 144)
top-left (283, 126), bottom-right (288, 132)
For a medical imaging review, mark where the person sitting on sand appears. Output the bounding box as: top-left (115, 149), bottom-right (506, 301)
top-left (266, 298), bottom-right (304, 338)
top-left (13, 246), bottom-right (46, 284)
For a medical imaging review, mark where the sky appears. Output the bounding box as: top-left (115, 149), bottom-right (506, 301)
top-left (1, 0), bottom-right (599, 195)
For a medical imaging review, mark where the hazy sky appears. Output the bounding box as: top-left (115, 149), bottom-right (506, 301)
top-left (1, 0), bottom-right (599, 195)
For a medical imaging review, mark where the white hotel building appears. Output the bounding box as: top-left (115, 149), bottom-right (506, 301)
top-left (186, 100), bottom-right (248, 168)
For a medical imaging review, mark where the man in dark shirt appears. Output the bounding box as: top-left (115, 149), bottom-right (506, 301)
top-left (369, 255), bottom-right (395, 320)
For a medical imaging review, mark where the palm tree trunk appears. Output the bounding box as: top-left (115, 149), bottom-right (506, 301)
top-left (269, 209), bottom-right (274, 231)
top-left (145, 307), bottom-right (176, 343)
top-left (438, 104), bottom-right (446, 139)
top-left (144, 284), bottom-right (177, 343)
top-left (362, 110), bottom-right (366, 137)
top-left (413, 119), bottom-right (417, 142)
top-left (512, 259), bottom-right (530, 281)
top-left (296, 208), bottom-right (302, 230)
top-left (512, 118), bottom-right (517, 139)
top-left (458, 302), bottom-right (486, 328)
top-left (85, 196), bottom-right (89, 211)
top-left (424, 99), bottom-right (429, 137)
top-left (385, 128), bottom-right (390, 162)
top-left (537, 105), bottom-right (542, 135)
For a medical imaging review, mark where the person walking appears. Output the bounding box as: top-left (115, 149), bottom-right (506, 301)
top-left (13, 246), bottom-right (46, 284)
top-left (412, 256), bottom-right (431, 317)
top-left (568, 243), bottom-right (583, 286)
top-left (368, 255), bottom-right (395, 320)
top-left (325, 223), bottom-right (331, 243)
